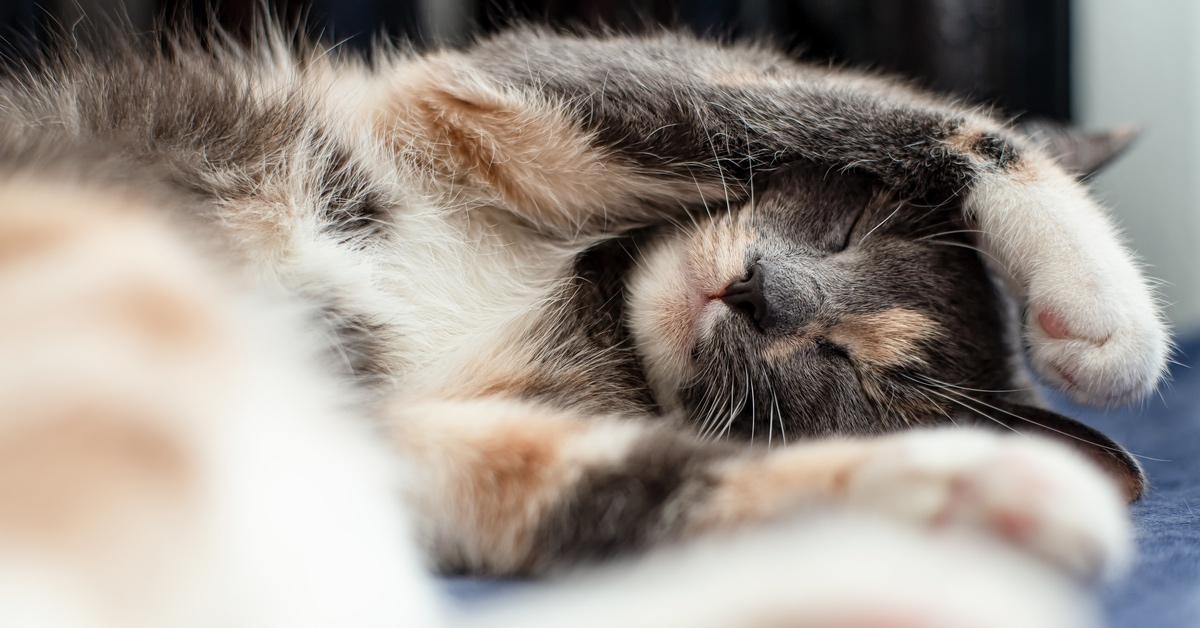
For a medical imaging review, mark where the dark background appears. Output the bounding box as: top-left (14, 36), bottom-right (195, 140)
top-left (0, 0), bottom-right (1071, 121)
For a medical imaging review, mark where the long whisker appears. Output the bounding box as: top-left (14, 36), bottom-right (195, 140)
top-left (914, 372), bottom-right (1034, 394)
top-left (687, 167), bottom-right (714, 222)
top-left (692, 365), bottom-right (725, 441)
top-left (748, 370), bottom-right (756, 445)
top-left (858, 202), bottom-right (903, 245)
top-left (767, 376), bottom-right (776, 449)
top-left (718, 371), bottom-right (742, 441)
top-left (915, 228), bottom-right (989, 241)
top-left (767, 376), bottom-right (786, 446)
top-left (909, 387), bottom-right (958, 427)
top-left (915, 385), bottom-right (1021, 434)
top-left (907, 375), bottom-right (1169, 462)
top-left (700, 369), bottom-right (729, 441)
top-left (718, 367), bottom-right (751, 441)
top-left (697, 370), bottom-right (728, 441)
top-left (922, 239), bottom-right (1015, 277)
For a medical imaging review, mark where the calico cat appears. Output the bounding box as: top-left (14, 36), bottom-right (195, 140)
top-left (0, 21), bottom-right (1167, 628)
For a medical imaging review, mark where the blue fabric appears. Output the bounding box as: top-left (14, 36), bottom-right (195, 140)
top-left (1049, 336), bottom-right (1200, 628)
top-left (440, 337), bottom-right (1200, 626)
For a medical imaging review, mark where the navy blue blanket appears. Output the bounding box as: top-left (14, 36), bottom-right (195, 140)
top-left (1055, 337), bottom-right (1200, 627)
top-left (443, 338), bottom-right (1200, 627)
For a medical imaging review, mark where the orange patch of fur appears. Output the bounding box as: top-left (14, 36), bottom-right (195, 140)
top-left (376, 56), bottom-right (718, 232)
top-left (0, 408), bottom-right (190, 547)
top-left (0, 179), bottom-right (224, 356)
top-left (0, 209), bottom-right (72, 265)
top-left (690, 440), bottom-right (871, 533)
top-left (946, 129), bottom-right (986, 156)
top-left (0, 179), bottom-right (215, 552)
top-left (828, 308), bottom-right (942, 369)
top-left (469, 421), bottom-right (572, 538)
top-left (104, 280), bottom-right (215, 351)
top-left (765, 308), bottom-right (941, 370)
top-left (389, 398), bottom-right (587, 573)
top-left (762, 335), bottom-right (817, 365)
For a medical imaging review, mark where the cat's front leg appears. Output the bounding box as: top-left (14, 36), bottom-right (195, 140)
top-left (376, 34), bottom-right (1168, 404)
top-left (388, 396), bottom-right (1129, 580)
top-left (967, 159), bottom-right (1168, 405)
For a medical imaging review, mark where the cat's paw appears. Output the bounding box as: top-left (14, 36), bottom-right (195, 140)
top-left (969, 167), bottom-right (1169, 406)
top-left (846, 428), bottom-right (1132, 580)
top-left (1025, 281), bottom-right (1168, 405)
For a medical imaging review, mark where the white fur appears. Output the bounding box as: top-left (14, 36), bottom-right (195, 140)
top-left (968, 164), bottom-right (1169, 405)
top-left (192, 295), bottom-right (439, 628)
top-left (466, 515), bottom-right (1101, 628)
top-left (845, 428), bottom-right (1132, 581)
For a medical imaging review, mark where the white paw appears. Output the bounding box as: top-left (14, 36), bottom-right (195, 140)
top-left (970, 168), bottom-right (1169, 405)
top-left (1025, 285), bottom-right (1168, 405)
top-left (846, 428), bottom-right (1133, 581)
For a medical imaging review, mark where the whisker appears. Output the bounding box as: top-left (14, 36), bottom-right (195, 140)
top-left (687, 167), bottom-right (714, 222)
top-left (915, 228), bottom-right (988, 241)
top-left (915, 385), bottom-right (1021, 434)
top-left (767, 376), bottom-right (776, 449)
top-left (719, 367), bottom-right (751, 441)
top-left (748, 370), bottom-right (756, 445)
top-left (858, 202), bottom-right (903, 245)
top-left (910, 387), bottom-right (958, 427)
top-left (914, 372), bottom-right (1034, 394)
top-left (718, 372), bottom-right (741, 441)
top-left (907, 375), bottom-right (1169, 462)
top-left (767, 376), bottom-right (786, 446)
top-left (922, 239), bottom-right (1015, 277)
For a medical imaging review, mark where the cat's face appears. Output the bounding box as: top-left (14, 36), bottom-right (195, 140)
top-left (628, 166), bottom-right (1021, 439)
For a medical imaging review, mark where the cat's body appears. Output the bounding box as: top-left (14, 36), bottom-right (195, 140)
top-left (0, 22), bottom-right (1168, 628)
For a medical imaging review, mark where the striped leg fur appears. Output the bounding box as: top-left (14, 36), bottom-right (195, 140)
top-left (388, 397), bottom-right (1130, 581)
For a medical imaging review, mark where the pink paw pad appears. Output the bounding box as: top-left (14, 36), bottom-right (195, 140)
top-left (1036, 309), bottom-right (1110, 346)
top-left (1037, 309), bottom-right (1074, 340)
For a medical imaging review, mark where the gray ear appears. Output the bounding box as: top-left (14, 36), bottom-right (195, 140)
top-left (963, 402), bottom-right (1145, 503)
top-left (1018, 120), bottom-right (1140, 178)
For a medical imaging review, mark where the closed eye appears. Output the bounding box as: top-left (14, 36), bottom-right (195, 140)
top-left (817, 338), bottom-right (852, 362)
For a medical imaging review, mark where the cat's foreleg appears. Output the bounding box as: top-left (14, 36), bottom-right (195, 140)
top-left (377, 37), bottom-right (1167, 405)
top-left (387, 396), bottom-right (1130, 580)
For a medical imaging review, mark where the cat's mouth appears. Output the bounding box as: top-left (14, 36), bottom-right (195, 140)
top-left (682, 262), bottom-right (750, 347)
top-left (626, 227), bottom-right (754, 409)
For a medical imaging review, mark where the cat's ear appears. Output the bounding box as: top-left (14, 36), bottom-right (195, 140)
top-left (1018, 120), bottom-right (1139, 179)
top-left (967, 402), bottom-right (1145, 503)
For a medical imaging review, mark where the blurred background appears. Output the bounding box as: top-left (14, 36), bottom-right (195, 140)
top-left (1, 0), bottom-right (1196, 337)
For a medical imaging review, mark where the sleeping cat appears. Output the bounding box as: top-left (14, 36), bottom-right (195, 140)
top-left (0, 21), bottom-right (1167, 628)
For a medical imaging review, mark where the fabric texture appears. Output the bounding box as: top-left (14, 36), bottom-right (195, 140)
top-left (1058, 336), bottom-right (1200, 628)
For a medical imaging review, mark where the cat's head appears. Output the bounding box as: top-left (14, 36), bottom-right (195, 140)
top-left (629, 165), bottom-right (1015, 435)
top-left (627, 125), bottom-right (1144, 499)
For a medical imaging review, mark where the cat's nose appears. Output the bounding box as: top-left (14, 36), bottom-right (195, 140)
top-left (720, 263), bottom-right (774, 330)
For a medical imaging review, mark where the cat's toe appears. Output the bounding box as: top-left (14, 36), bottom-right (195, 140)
top-left (847, 429), bottom-right (1133, 581)
top-left (1025, 295), bottom-right (1168, 405)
